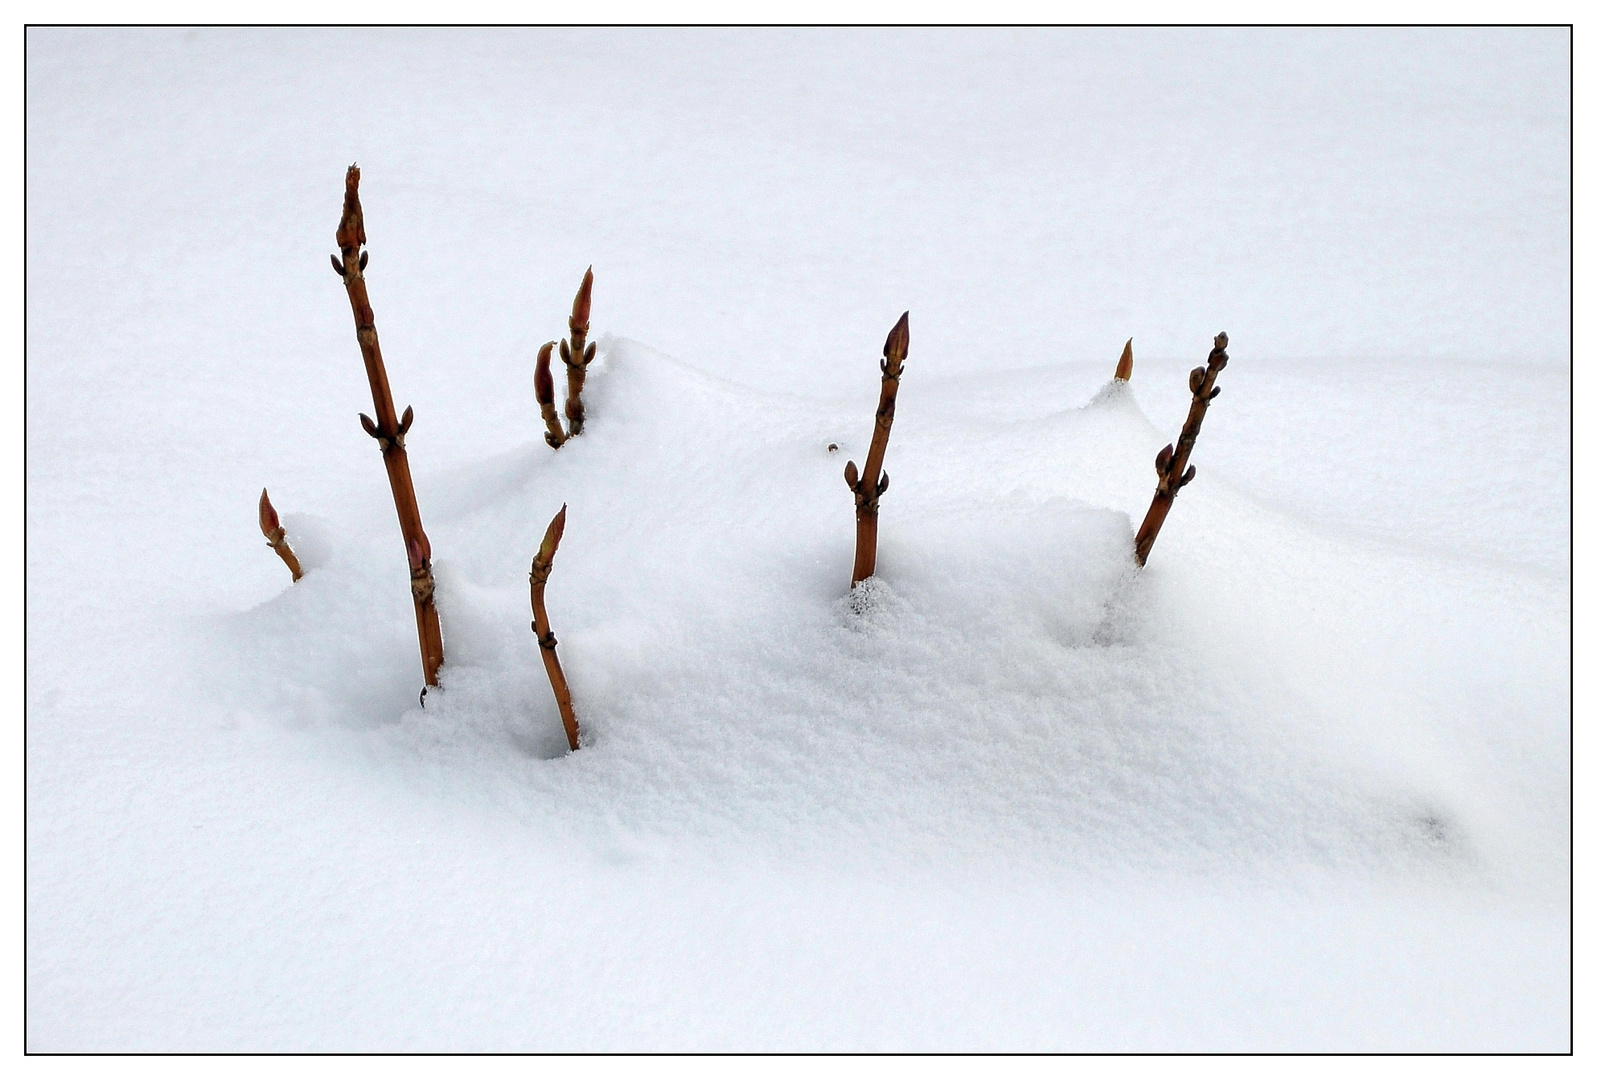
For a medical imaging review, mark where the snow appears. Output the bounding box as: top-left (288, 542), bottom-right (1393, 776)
top-left (26, 27), bottom-right (1569, 1050)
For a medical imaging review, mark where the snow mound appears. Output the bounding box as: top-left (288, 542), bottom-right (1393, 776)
top-left (201, 340), bottom-right (1560, 885)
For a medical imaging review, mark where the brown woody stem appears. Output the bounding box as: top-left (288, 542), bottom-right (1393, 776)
top-left (845, 312), bottom-right (909, 586)
top-left (534, 341), bottom-right (568, 448)
top-left (1133, 332), bottom-right (1228, 566)
top-left (561, 267), bottom-right (595, 436)
top-left (258, 488), bottom-right (303, 582)
top-left (1114, 338), bottom-right (1134, 382)
top-left (334, 165), bottom-right (445, 687)
top-left (530, 505), bottom-right (579, 751)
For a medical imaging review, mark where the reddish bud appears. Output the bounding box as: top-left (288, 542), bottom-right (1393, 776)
top-left (571, 266), bottom-right (593, 331)
top-left (336, 164), bottom-right (365, 252)
top-left (1114, 338), bottom-right (1133, 381)
top-left (1189, 367), bottom-right (1205, 394)
top-left (534, 342), bottom-right (556, 404)
top-left (258, 489), bottom-right (280, 538)
top-left (1155, 444), bottom-right (1174, 473)
top-left (539, 504), bottom-right (568, 563)
top-left (883, 311), bottom-right (910, 364)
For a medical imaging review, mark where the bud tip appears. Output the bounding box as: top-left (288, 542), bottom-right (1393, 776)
top-left (1114, 338), bottom-right (1134, 381)
top-left (258, 489), bottom-right (279, 536)
top-left (883, 311), bottom-right (910, 361)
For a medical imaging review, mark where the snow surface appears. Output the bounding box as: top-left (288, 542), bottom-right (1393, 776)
top-left (26, 28), bottom-right (1569, 1051)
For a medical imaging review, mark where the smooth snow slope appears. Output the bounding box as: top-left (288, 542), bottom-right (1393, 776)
top-left (26, 28), bottom-right (1569, 1051)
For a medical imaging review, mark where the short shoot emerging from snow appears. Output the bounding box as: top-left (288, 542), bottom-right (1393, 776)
top-left (257, 488), bottom-right (303, 582)
top-left (530, 504), bottom-right (580, 752)
top-left (1133, 332), bottom-right (1229, 566)
top-left (844, 311), bottom-right (910, 587)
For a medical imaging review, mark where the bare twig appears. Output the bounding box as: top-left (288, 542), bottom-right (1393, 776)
top-left (1114, 338), bottom-right (1134, 382)
top-left (560, 267), bottom-right (596, 436)
top-left (530, 505), bottom-right (579, 752)
top-left (258, 488), bottom-right (303, 582)
top-left (844, 312), bottom-right (909, 586)
top-left (332, 165), bottom-right (445, 687)
top-left (1133, 332), bottom-right (1228, 566)
top-left (535, 341), bottom-right (568, 448)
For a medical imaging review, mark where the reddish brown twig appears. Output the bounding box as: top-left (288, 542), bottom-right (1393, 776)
top-left (1133, 332), bottom-right (1229, 566)
top-left (560, 267), bottom-right (596, 436)
top-left (534, 341), bottom-right (568, 448)
top-left (258, 488), bottom-right (303, 582)
top-left (530, 505), bottom-right (579, 752)
top-left (844, 312), bottom-right (909, 586)
top-left (332, 165), bottom-right (444, 688)
top-left (1114, 338), bottom-right (1134, 382)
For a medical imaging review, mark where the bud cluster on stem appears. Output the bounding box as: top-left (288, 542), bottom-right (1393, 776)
top-left (844, 312), bottom-right (910, 586)
top-left (332, 164), bottom-right (445, 688)
top-left (560, 267), bottom-right (597, 437)
top-left (1132, 332), bottom-right (1229, 566)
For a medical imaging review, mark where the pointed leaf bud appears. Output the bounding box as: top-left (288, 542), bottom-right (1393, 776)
top-left (336, 164), bottom-right (365, 253)
top-left (878, 471), bottom-right (889, 496)
top-left (1114, 338), bottom-right (1133, 381)
top-left (559, 339), bottom-right (571, 365)
top-left (844, 460), bottom-right (859, 488)
top-left (406, 536), bottom-right (425, 570)
top-left (1207, 385), bottom-right (1221, 401)
top-left (359, 413), bottom-right (380, 438)
top-left (1182, 464), bottom-right (1197, 486)
top-left (1155, 444), bottom-right (1174, 474)
top-left (331, 253), bottom-right (345, 276)
top-left (399, 404), bottom-right (414, 433)
top-left (258, 488), bottom-right (280, 538)
top-left (534, 342), bottom-right (556, 404)
top-left (359, 249), bottom-right (369, 271)
top-left (883, 311), bottom-right (910, 365)
top-left (570, 266), bottom-right (593, 332)
top-left (538, 504), bottom-right (568, 565)
top-left (584, 341), bottom-right (596, 364)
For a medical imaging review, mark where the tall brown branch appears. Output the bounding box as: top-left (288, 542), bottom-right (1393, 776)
top-left (560, 267), bottom-right (596, 436)
top-left (1114, 338), bottom-right (1134, 382)
top-left (258, 488), bottom-right (303, 581)
top-left (844, 312), bottom-right (909, 586)
top-left (332, 165), bottom-right (445, 688)
top-left (530, 505), bottom-right (579, 752)
top-left (534, 341), bottom-right (568, 448)
top-left (1133, 332), bottom-right (1228, 566)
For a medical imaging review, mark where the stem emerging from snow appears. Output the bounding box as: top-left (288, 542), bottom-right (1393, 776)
top-left (333, 164), bottom-right (445, 688)
top-left (560, 267), bottom-right (596, 436)
top-left (258, 488), bottom-right (303, 582)
top-left (1133, 332), bottom-right (1228, 566)
top-left (530, 505), bottom-right (580, 752)
top-left (535, 341), bottom-right (568, 448)
top-left (845, 312), bottom-right (909, 586)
